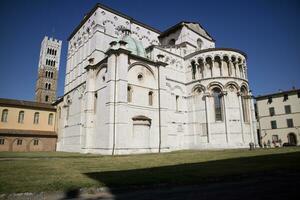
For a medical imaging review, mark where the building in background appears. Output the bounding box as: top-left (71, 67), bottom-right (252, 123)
top-left (57, 3), bottom-right (258, 155)
top-left (35, 36), bottom-right (62, 104)
top-left (0, 98), bottom-right (57, 152)
top-left (256, 89), bottom-right (300, 147)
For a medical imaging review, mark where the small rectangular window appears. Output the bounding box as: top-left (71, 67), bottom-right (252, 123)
top-left (175, 95), bottom-right (179, 111)
top-left (17, 139), bottom-right (22, 145)
top-left (267, 97), bottom-right (272, 104)
top-left (33, 139), bottom-right (39, 146)
top-left (272, 135), bottom-right (279, 142)
top-left (287, 119), bottom-right (294, 128)
top-left (271, 120), bottom-right (277, 129)
top-left (0, 138), bottom-right (4, 145)
top-left (283, 94), bottom-right (288, 101)
top-left (269, 107), bottom-right (275, 116)
top-left (285, 105), bottom-right (291, 114)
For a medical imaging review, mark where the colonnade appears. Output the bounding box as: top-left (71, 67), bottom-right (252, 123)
top-left (191, 55), bottom-right (247, 80)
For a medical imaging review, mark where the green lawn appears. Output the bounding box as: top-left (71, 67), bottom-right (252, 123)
top-left (1, 147), bottom-right (300, 194)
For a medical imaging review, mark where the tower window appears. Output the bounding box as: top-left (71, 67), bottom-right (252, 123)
top-left (191, 62), bottom-right (196, 80)
top-left (45, 95), bottom-right (49, 102)
top-left (18, 111), bottom-right (24, 123)
top-left (127, 86), bottom-right (133, 102)
top-left (197, 38), bottom-right (203, 50)
top-left (148, 91), bottom-right (153, 106)
top-left (33, 112), bottom-right (39, 124)
top-left (175, 95), bottom-right (179, 111)
top-left (48, 113), bottom-right (54, 125)
top-left (1, 109), bottom-right (8, 122)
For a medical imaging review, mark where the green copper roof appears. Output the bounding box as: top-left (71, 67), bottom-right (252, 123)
top-left (122, 35), bottom-right (146, 58)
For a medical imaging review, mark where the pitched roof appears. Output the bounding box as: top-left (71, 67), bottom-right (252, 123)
top-left (0, 98), bottom-right (56, 111)
top-left (255, 88), bottom-right (300, 100)
top-left (158, 21), bottom-right (214, 41)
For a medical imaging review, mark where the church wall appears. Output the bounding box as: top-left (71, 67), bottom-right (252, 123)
top-left (58, 4), bottom-right (258, 154)
top-left (65, 5), bottom-right (160, 94)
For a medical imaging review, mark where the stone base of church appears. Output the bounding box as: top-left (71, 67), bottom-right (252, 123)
top-left (56, 142), bottom-right (253, 155)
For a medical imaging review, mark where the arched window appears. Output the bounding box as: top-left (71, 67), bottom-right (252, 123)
top-left (48, 83), bottom-right (51, 90)
top-left (18, 111), bottom-right (24, 123)
top-left (212, 88), bottom-right (223, 121)
top-left (54, 50), bottom-right (57, 55)
top-left (127, 86), bottom-right (133, 102)
top-left (148, 91), bottom-right (153, 106)
top-left (1, 109), bottom-right (8, 122)
top-left (48, 113), bottom-right (54, 125)
top-left (197, 38), bottom-right (203, 50)
top-left (45, 83), bottom-right (48, 89)
top-left (239, 65), bottom-right (244, 78)
top-left (50, 72), bottom-right (53, 78)
top-left (0, 138), bottom-right (5, 145)
top-left (33, 112), bottom-right (39, 124)
top-left (53, 61), bottom-right (56, 66)
top-left (45, 71), bottom-right (48, 77)
top-left (175, 95), bottom-right (179, 111)
top-left (241, 87), bottom-right (249, 122)
top-left (45, 95), bottom-right (49, 102)
top-left (191, 61), bottom-right (196, 80)
top-left (168, 39), bottom-right (175, 46)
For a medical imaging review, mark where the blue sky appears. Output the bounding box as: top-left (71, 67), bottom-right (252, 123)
top-left (0, 0), bottom-right (299, 100)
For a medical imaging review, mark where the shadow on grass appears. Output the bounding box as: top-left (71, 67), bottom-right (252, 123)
top-left (79, 151), bottom-right (300, 200)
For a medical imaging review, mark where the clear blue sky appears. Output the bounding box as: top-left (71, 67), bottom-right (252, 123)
top-left (0, 0), bottom-right (299, 100)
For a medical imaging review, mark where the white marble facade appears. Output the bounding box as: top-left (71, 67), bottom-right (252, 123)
top-left (56, 4), bottom-right (258, 154)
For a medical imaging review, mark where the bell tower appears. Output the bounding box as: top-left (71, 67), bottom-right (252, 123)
top-left (35, 36), bottom-right (62, 103)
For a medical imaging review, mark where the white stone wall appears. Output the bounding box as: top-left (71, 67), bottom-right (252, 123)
top-left (58, 4), bottom-right (258, 154)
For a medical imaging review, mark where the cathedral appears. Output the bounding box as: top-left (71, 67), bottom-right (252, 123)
top-left (56, 3), bottom-right (258, 154)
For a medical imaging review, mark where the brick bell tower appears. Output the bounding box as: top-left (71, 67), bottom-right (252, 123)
top-left (35, 36), bottom-right (62, 104)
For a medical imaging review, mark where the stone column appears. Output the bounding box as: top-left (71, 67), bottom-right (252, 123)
top-left (84, 58), bottom-right (96, 152)
top-left (222, 91), bottom-right (229, 143)
top-left (157, 54), bottom-right (168, 152)
top-left (219, 59), bottom-right (223, 77)
top-left (204, 93), bottom-right (211, 143)
top-left (248, 93), bottom-right (258, 147)
top-left (244, 64), bottom-right (248, 79)
top-left (238, 93), bottom-right (245, 143)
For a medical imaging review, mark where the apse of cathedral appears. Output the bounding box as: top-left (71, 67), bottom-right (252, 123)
top-left (56, 3), bottom-right (258, 155)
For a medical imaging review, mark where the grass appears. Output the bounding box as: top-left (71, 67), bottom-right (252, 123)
top-left (0, 147), bottom-right (300, 194)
